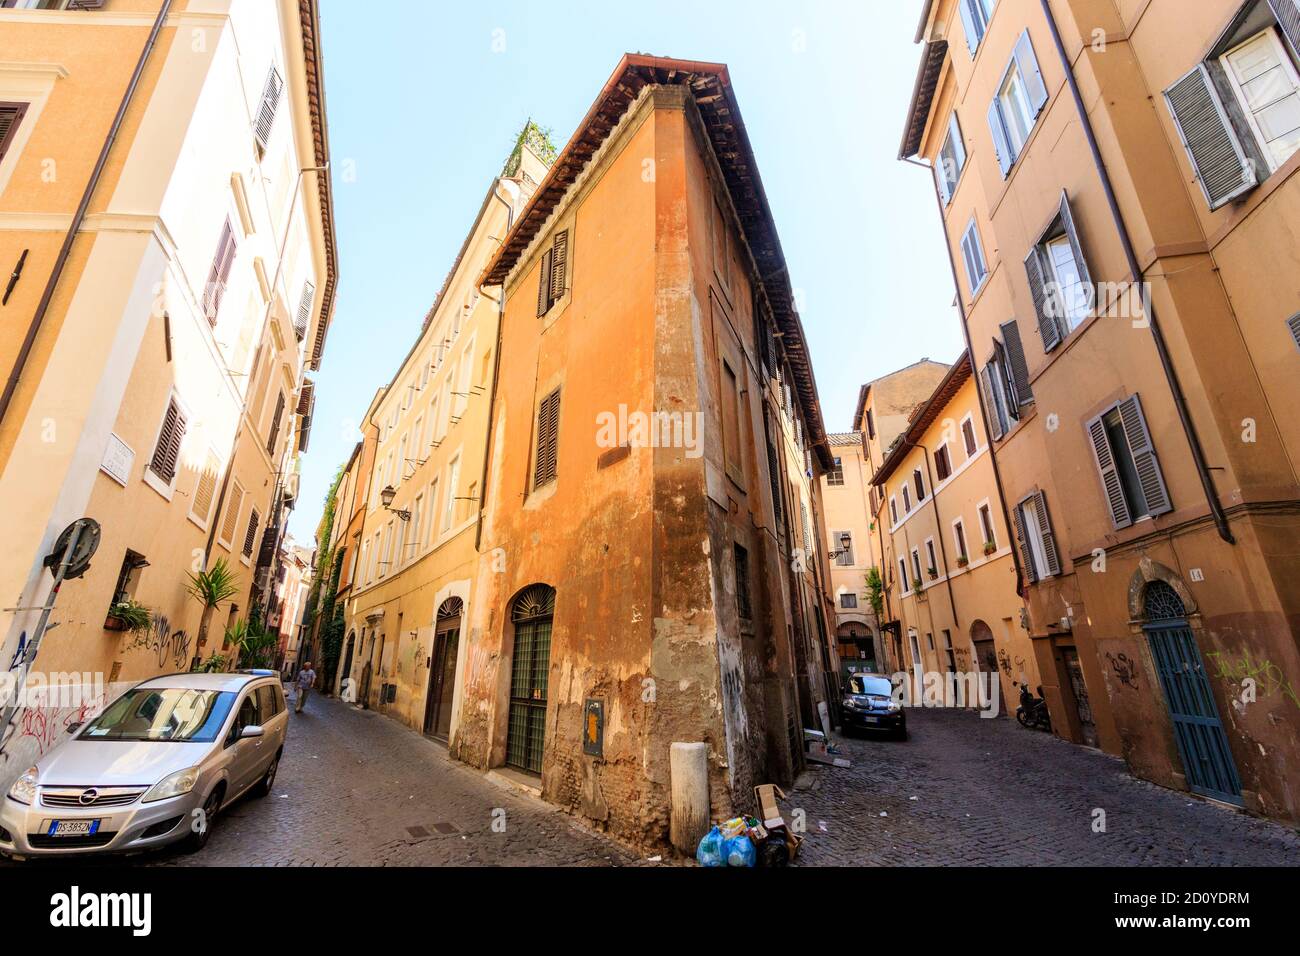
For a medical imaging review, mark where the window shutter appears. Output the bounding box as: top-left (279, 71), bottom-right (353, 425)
top-left (536, 248), bottom-right (553, 317)
top-left (992, 340), bottom-right (1019, 423)
top-left (988, 101), bottom-right (1013, 177)
top-left (1164, 64), bottom-right (1257, 210)
top-left (0, 102), bottom-right (27, 165)
top-left (294, 280), bottom-right (315, 341)
top-left (1057, 191), bottom-right (1092, 306)
top-left (254, 66), bottom-right (284, 150)
top-left (150, 397), bottom-right (187, 483)
top-left (203, 219), bottom-right (236, 325)
top-left (243, 508), bottom-right (260, 558)
top-left (1013, 503), bottom-right (1037, 583)
top-left (1268, 0), bottom-right (1300, 62)
top-left (979, 365), bottom-right (1004, 440)
top-left (1288, 312), bottom-right (1300, 351)
top-left (957, 0), bottom-right (980, 55)
top-left (1116, 394), bottom-right (1172, 517)
top-left (297, 384), bottom-right (316, 453)
top-left (220, 483), bottom-right (245, 547)
top-left (67, 0), bottom-right (107, 9)
top-left (1031, 491), bottom-right (1061, 576)
top-left (550, 230), bottom-right (568, 304)
top-left (266, 391), bottom-right (285, 456)
top-left (1014, 31), bottom-right (1049, 115)
top-left (190, 450), bottom-right (221, 524)
top-left (1086, 413), bottom-right (1133, 529)
top-left (762, 407), bottom-right (784, 531)
top-left (1024, 247), bottom-right (1063, 352)
top-left (999, 319), bottom-right (1033, 406)
top-left (533, 388), bottom-right (560, 489)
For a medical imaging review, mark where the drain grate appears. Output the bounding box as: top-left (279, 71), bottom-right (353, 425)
top-left (405, 826), bottom-right (430, 839)
top-left (432, 822), bottom-right (459, 834)
top-left (406, 822), bottom-right (459, 839)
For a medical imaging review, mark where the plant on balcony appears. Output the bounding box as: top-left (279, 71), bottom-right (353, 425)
top-left (186, 557), bottom-right (240, 650)
top-left (105, 598), bottom-right (151, 634)
top-left (226, 618), bottom-right (278, 670)
top-left (864, 567), bottom-right (884, 617)
top-left (956, 554), bottom-right (969, 568)
top-left (983, 541), bottom-right (997, 556)
top-left (926, 566), bottom-right (939, 580)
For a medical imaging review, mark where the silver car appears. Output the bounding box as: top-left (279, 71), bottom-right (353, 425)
top-left (0, 670), bottom-right (288, 859)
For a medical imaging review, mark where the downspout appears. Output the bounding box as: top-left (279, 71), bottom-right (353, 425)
top-left (1038, 0), bottom-right (1233, 545)
top-left (0, 0), bottom-right (174, 428)
top-left (904, 438), bottom-right (961, 634)
top-left (903, 156), bottom-right (1028, 595)
top-left (474, 179), bottom-right (516, 553)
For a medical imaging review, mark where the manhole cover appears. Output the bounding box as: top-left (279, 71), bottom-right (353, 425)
top-left (406, 826), bottom-right (430, 839)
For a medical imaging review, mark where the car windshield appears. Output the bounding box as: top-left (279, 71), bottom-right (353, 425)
top-left (849, 675), bottom-right (894, 698)
top-left (79, 688), bottom-right (236, 742)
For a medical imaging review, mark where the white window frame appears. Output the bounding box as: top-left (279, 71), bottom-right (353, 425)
top-left (952, 516), bottom-right (968, 562)
top-left (937, 113), bottom-right (967, 204)
top-left (911, 548), bottom-right (924, 587)
top-left (978, 498), bottom-right (997, 551)
top-left (443, 454), bottom-right (460, 531)
top-left (960, 218), bottom-right (989, 295)
top-left (899, 558), bottom-right (912, 595)
top-left (924, 537), bottom-right (938, 576)
top-left (1220, 27), bottom-right (1300, 174)
top-left (997, 59), bottom-right (1036, 157)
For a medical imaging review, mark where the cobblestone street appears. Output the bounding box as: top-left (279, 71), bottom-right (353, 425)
top-left (791, 708), bottom-right (1300, 866)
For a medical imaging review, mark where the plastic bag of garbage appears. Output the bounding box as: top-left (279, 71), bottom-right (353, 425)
top-left (696, 825), bottom-right (726, 867)
top-left (724, 832), bottom-right (756, 867)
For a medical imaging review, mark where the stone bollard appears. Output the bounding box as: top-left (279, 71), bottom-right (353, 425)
top-left (669, 741), bottom-right (709, 856)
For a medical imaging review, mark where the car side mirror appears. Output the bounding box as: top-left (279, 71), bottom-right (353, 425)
top-left (240, 724), bottom-right (265, 740)
top-left (66, 722), bottom-right (82, 733)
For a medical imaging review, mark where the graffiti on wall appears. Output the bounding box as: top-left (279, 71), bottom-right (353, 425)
top-left (125, 614), bottom-right (191, 670)
top-left (1105, 651), bottom-right (1140, 690)
top-left (1206, 650), bottom-right (1299, 710)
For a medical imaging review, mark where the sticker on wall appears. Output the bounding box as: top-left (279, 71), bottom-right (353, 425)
top-left (583, 698), bottom-right (604, 757)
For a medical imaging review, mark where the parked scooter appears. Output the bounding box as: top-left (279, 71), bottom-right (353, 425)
top-left (1014, 681), bottom-right (1052, 732)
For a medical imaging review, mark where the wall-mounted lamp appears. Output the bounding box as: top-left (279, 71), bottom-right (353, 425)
top-left (827, 531), bottom-right (852, 559)
top-left (379, 484), bottom-right (410, 522)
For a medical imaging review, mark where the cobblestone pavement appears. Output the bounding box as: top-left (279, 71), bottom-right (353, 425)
top-left (790, 708), bottom-right (1300, 866)
top-left (7, 691), bottom-right (636, 867)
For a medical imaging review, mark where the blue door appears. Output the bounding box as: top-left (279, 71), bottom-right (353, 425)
top-left (1142, 583), bottom-right (1241, 805)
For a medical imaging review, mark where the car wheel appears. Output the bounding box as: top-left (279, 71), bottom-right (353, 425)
top-left (251, 752), bottom-right (279, 799)
top-left (183, 786), bottom-right (222, 853)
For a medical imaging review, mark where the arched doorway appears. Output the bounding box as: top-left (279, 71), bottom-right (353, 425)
top-left (506, 584), bottom-right (555, 775)
top-left (970, 620), bottom-right (997, 679)
top-left (836, 622), bottom-right (876, 670)
top-left (1142, 581), bottom-right (1242, 804)
top-left (424, 598), bottom-right (463, 740)
top-left (340, 631), bottom-right (355, 695)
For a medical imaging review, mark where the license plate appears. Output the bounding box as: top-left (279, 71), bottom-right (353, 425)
top-left (48, 819), bottom-right (100, 837)
top-left (863, 716), bottom-right (879, 724)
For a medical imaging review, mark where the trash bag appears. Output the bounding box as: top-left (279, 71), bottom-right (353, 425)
top-left (724, 833), bottom-right (756, 867)
top-left (696, 825), bottom-right (726, 867)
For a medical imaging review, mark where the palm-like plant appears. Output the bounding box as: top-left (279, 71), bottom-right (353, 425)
top-left (226, 618), bottom-right (278, 669)
top-left (186, 557), bottom-right (241, 651)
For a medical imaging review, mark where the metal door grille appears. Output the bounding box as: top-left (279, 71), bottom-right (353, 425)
top-left (1143, 583), bottom-right (1241, 805)
top-left (506, 613), bottom-right (551, 775)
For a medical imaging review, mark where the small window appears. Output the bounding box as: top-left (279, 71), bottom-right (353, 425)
top-left (1220, 28), bottom-right (1300, 174)
top-left (533, 387), bottom-right (560, 490)
top-left (979, 503), bottom-right (996, 551)
top-left (953, 519), bottom-right (968, 561)
top-left (110, 550), bottom-right (147, 607)
top-left (911, 549), bottom-right (923, 586)
top-left (294, 280), bottom-right (315, 341)
top-left (733, 544), bottom-right (751, 621)
top-left (0, 101), bottom-right (29, 167)
top-left (203, 218), bottom-right (238, 325)
top-left (957, 0), bottom-right (996, 55)
top-left (937, 113), bottom-right (967, 204)
top-left (827, 457), bottom-right (844, 486)
top-left (840, 593), bottom-right (858, 609)
top-left (899, 558), bottom-right (911, 594)
top-left (1086, 393), bottom-right (1172, 529)
top-left (935, 443), bottom-right (952, 481)
top-left (925, 539), bottom-right (938, 576)
top-left (960, 218), bottom-right (989, 296)
top-left (242, 507), bottom-right (261, 559)
top-left (265, 390), bottom-right (286, 456)
top-left (902, 485), bottom-right (912, 513)
top-left (536, 230), bottom-right (569, 317)
top-left (865, 408), bottom-right (876, 439)
top-left (834, 531), bottom-right (854, 567)
top-left (988, 30), bottom-right (1049, 175)
top-left (253, 65), bottom-right (284, 152)
top-left (961, 416), bottom-right (978, 456)
top-left (148, 396), bottom-right (188, 485)
top-left (913, 468), bottom-right (926, 502)
top-left (1014, 490), bottom-right (1061, 583)
top-left (889, 496), bottom-right (899, 525)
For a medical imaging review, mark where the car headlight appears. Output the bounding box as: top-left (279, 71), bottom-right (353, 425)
top-left (6, 767), bottom-right (38, 805)
top-left (142, 767), bottom-right (199, 803)
top-left (842, 698), bottom-right (859, 710)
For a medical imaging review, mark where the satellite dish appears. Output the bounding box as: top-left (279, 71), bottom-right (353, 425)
top-left (42, 518), bottom-right (101, 580)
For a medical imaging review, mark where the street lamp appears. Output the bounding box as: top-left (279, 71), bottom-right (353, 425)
top-left (380, 485), bottom-right (410, 522)
top-left (828, 531), bottom-right (852, 559)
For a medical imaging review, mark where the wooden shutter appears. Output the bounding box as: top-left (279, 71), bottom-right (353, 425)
top-left (0, 102), bottom-right (27, 165)
top-left (220, 482), bottom-right (245, 547)
top-left (297, 384), bottom-right (316, 453)
top-left (1057, 192), bottom-right (1092, 307)
top-left (1269, 0), bottom-right (1300, 63)
top-left (254, 66), bottom-right (284, 150)
top-left (1014, 31), bottom-right (1049, 115)
top-left (532, 388), bottom-right (560, 489)
top-left (979, 365), bottom-right (1005, 440)
top-left (190, 450), bottom-right (221, 524)
top-left (1086, 413), bottom-right (1133, 529)
top-left (988, 101), bottom-right (1013, 177)
top-left (294, 280), bottom-right (315, 341)
top-left (762, 406), bottom-right (784, 531)
top-left (266, 391), bottom-right (285, 456)
top-left (243, 508), bottom-right (260, 557)
top-left (1013, 502), bottom-right (1034, 582)
top-left (999, 319), bottom-right (1033, 406)
top-left (536, 248), bottom-right (553, 317)
top-left (1164, 64), bottom-right (1257, 210)
top-left (1116, 394), bottom-right (1172, 517)
top-left (149, 397), bottom-right (187, 483)
top-left (550, 230), bottom-right (568, 304)
top-left (1024, 246), bottom-right (1062, 352)
top-left (1030, 491), bottom-right (1061, 576)
top-left (203, 219), bottom-right (237, 324)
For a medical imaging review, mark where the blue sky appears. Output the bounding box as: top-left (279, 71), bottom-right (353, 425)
top-left (293, 0), bottom-right (962, 540)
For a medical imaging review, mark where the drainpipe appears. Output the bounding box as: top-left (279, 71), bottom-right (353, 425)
top-left (902, 156), bottom-right (1028, 595)
top-left (903, 439), bottom-right (961, 634)
top-left (474, 178), bottom-right (517, 552)
top-left (1038, 0), bottom-right (1233, 545)
top-left (0, 0), bottom-right (174, 429)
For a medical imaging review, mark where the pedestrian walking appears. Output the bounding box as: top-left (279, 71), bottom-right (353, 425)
top-left (295, 660), bottom-right (317, 714)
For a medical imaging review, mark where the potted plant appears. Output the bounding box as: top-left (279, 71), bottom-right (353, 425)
top-left (956, 554), bottom-right (969, 568)
top-left (186, 557), bottom-right (240, 649)
top-left (195, 652), bottom-right (230, 673)
top-left (105, 598), bottom-right (151, 634)
top-left (983, 540), bottom-right (997, 556)
top-left (926, 566), bottom-right (939, 580)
